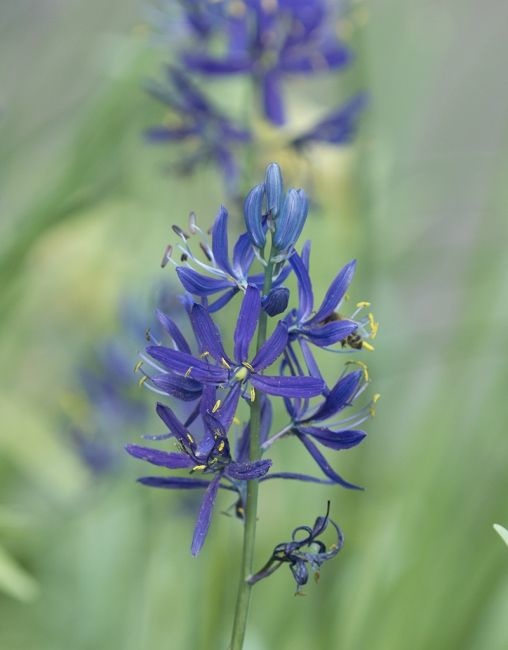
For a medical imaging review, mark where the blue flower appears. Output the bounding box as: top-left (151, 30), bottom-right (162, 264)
top-left (169, 206), bottom-right (291, 312)
top-left (180, 0), bottom-right (351, 125)
top-left (145, 67), bottom-right (250, 195)
top-left (248, 501), bottom-right (343, 593)
top-left (126, 401), bottom-right (271, 555)
top-left (291, 93), bottom-right (368, 149)
top-left (146, 286), bottom-right (325, 408)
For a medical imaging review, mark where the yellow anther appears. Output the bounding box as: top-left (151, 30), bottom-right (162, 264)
top-left (200, 350), bottom-right (210, 359)
top-left (344, 292), bottom-right (350, 302)
top-left (250, 386), bottom-right (256, 402)
top-left (134, 360), bottom-right (143, 373)
top-left (218, 440), bottom-right (225, 453)
top-left (356, 301), bottom-right (371, 308)
top-left (138, 375), bottom-right (148, 387)
top-left (192, 464), bottom-right (207, 472)
top-left (186, 433), bottom-right (195, 444)
top-left (347, 360), bottom-right (369, 382)
top-left (362, 341), bottom-right (375, 352)
top-left (368, 313), bottom-right (379, 339)
top-left (373, 393), bottom-right (381, 403)
top-left (242, 361), bottom-right (254, 372)
top-left (369, 394), bottom-right (381, 417)
top-left (184, 367), bottom-right (193, 378)
top-left (233, 416), bottom-right (241, 426)
top-left (221, 357), bottom-right (232, 370)
top-left (212, 400), bottom-right (221, 413)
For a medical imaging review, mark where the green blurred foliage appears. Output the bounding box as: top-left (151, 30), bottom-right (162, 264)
top-left (1, 1), bottom-right (508, 649)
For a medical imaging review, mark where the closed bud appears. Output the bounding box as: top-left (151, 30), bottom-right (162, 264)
top-left (243, 183), bottom-right (266, 248)
top-left (273, 188), bottom-right (309, 252)
top-left (262, 287), bottom-right (290, 317)
top-left (264, 162), bottom-right (283, 218)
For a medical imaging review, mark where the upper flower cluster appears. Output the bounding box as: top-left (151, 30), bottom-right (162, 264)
top-left (127, 163), bottom-right (378, 557)
top-left (145, 1), bottom-right (367, 196)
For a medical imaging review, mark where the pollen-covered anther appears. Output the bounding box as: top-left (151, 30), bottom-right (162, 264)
top-left (346, 360), bottom-right (369, 382)
top-left (250, 386), bottom-right (256, 402)
top-left (217, 440), bottom-right (225, 453)
top-left (362, 341), bottom-right (375, 352)
top-left (191, 464), bottom-right (207, 473)
top-left (233, 416), bottom-right (241, 425)
top-left (200, 351), bottom-right (210, 359)
top-left (186, 432), bottom-right (195, 444)
top-left (221, 357), bottom-right (232, 370)
top-left (242, 361), bottom-right (255, 371)
top-left (134, 360), bottom-right (143, 373)
top-left (172, 224), bottom-right (189, 240)
top-left (369, 393), bottom-right (381, 417)
top-left (138, 375), bottom-right (148, 387)
top-left (356, 301), bottom-right (370, 308)
top-left (184, 367), bottom-right (193, 378)
top-left (212, 400), bottom-right (221, 413)
top-left (368, 312), bottom-right (379, 339)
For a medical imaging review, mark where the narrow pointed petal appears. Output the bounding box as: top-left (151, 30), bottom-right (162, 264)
top-left (176, 266), bottom-right (233, 296)
top-left (251, 374), bottom-right (324, 398)
top-left (308, 260), bottom-right (356, 324)
top-left (260, 472), bottom-right (335, 485)
top-left (289, 252), bottom-right (314, 320)
top-left (144, 126), bottom-right (198, 142)
top-left (300, 320), bottom-right (357, 347)
top-left (155, 402), bottom-right (189, 441)
top-left (232, 232), bottom-right (255, 276)
top-left (138, 476), bottom-right (213, 489)
top-left (215, 383), bottom-right (242, 432)
top-left (182, 53), bottom-right (251, 74)
top-left (190, 303), bottom-right (230, 362)
top-left (306, 371), bottom-right (363, 422)
top-left (150, 373), bottom-right (203, 401)
top-left (211, 206), bottom-right (234, 276)
top-left (298, 435), bottom-right (362, 490)
top-left (147, 347), bottom-right (228, 383)
top-left (226, 459), bottom-right (272, 480)
top-left (234, 286), bottom-right (261, 362)
top-left (251, 322), bottom-right (288, 371)
top-left (297, 427), bottom-right (366, 450)
top-left (298, 339), bottom-right (322, 380)
top-left (191, 476), bottom-right (221, 556)
top-left (155, 309), bottom-right (191, 353)
top-left (208, 287), bottom-right (239, 313)
top-left (262, 71), bottom-right (285, 125)
top-left (125, 445), bottom-right (194, 469)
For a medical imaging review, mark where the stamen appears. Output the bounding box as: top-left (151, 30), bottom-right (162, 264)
top-left (191, 464), bottom-right (207, 472)
top-left (138, 375), bottom-right (148, 387)
top-left (212, 400), bottom-right (221, 413)
top-left (356, 301), bottom-right (370, 308)
top-left (369, 394), bottom-right (381, 417)
top-left (172, 224), bottom-right (189, 240)
top-left (221, 357), bottom-right (232, 370)
top-left (160, 244), bottom-right (173, 268)
top-left (362, 341), bottom-right (375, 352)
top-left (242, 361), bottom-right (254, 371)
top-left (186, 433), bottom-right (195, 444)
top-left (250, 386), bottom-right (256, 402)
top-left (345, 360), bottom-right (369, 382)
top-left (368, 313), bottom-right (379, 339)
top-left (134, 360), bottom-right (143, 373)
top-left (184, 367), bottom-right (193, 378)
top-left (233, 416), bottom-right (241, 425)
top-left (200, 351), bottom-right (210, 359)
top-left (188, 211), bottom-right (198, 234)
top-left (200, 242), bottom-right (213, 262)
top-left (217, 440), bottom-right (225, 453)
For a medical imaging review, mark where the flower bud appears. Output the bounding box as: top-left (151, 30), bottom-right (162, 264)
top-left (262, 287), bottom-right (290, 317)
top-left (243, 183), bottom-right (266, 248)
top-left (273, 188), bottom-right (309, 252)
top-left (264, 162), bottom-right (283, 218)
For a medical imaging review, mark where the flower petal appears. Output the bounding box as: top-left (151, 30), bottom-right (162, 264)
top-left (226, 459), bottom-right (272, 480)
top-left (300, 320), bottom-right (357, 347)
top-left (182, 53), bottom-right (251, 74)
top-left (155, 402), bottom-right (189, 441)
top-left (297, 435), bottom-right (362, 490)
top-left (150, 373), bottom-right (203, 401)
top-left (305, 371), bottom-right (363, 422)
top-left (251, 321), bottom-right (288, 371)
top-left (147, 346), bottom-right (228, 383)
top-left (243, 184), bottom-right (266, 248)
top-left (211, 206), bottom-right (235, 276)
top-left (155, 309), bottom-right (191, 353)
top-left (307, 260), bottom-right (356, 325)
top-left (208, 287), bottom-right (239, 313)
top-left (138, 476), bottom-right (213, 489)
top-left (191, 475), bottom-right (221, 556)
top-left (190, 303), bottom-right (230, 362)
top-left (260, 472), bottom-right (335, 485)
top-left (251, 374), bottom-right (324, 398)
top-left (297, 427), bottom-right (366, 450)
top-left (234, 285), bottom-right (261, 362)
top-left (262, 71), bottom-right (285, 125)
top-left (232, 232), bottom-right (255, 277)
top-left (289, 251), bottom-right (314, 321)
top-left (176, 267), bottom-right (233, 296)
top-left (125, 444), bottom-right (194, 469)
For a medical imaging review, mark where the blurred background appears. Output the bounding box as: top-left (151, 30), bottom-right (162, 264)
top-left (1, 1), bottom-right (508, 648)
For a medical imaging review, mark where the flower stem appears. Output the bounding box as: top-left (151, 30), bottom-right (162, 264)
top-left (230, 246), bottom-right (275, 650)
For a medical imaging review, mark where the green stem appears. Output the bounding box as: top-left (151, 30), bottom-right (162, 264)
top-left (230, 246), bottom-right (275, 650)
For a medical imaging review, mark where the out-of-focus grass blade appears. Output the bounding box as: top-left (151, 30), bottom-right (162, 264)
top-left (0, 544), bottom-right (38, 602)
top-left (493, 524), bottom-right (508, 547)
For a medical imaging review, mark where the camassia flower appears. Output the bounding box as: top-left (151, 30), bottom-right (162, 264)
top-left (146, 286), bottom-right (325, 410)
top-left (145, 67), bottom-right (250, 195)
top-left (248, 501), bottom-right (343, 593)
top-left (127, 402), bottom-right (271, 555)
top-left (181, 0), bottom-right (351, 125)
